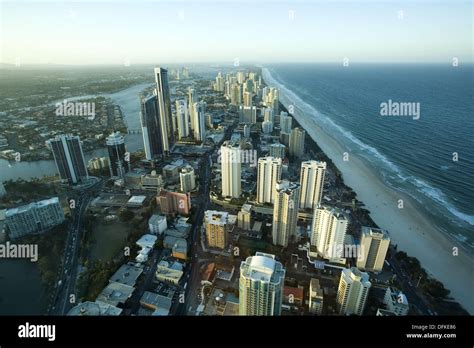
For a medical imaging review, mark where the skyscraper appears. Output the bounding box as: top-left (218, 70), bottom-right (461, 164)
top-left (289, 127), bottom-right (305, 158)
top-left (214, 72), bottom-right (225, 92)
top-left (175, 100), bottom-right (190, 139)
top-left (239, 105), bottom-right (257, 124)
top-left (311, 206), bottom-right (348, 262)
top-left (256, 156), bottom-right (282, 204)
top-left (280, 113), bottom-right (292, 134)
top-left (299, 160), bottom-right (327, 210)
top-left (106, 131), bottom-right (128, 178)
top-left (154, 67), bottom-right (174, 155)
top-left (188, 88), bottom-right (197, 130)
top-left (268, 143), bottom-right (286, 159)
top-left (239, 252), bottom-right (285, 316)
top-left (230, 83), bottom-right (242, 106)
top-left (140, 92), bottom-right (163, 160)
top-left (47, 134), bottom-right (88, 185)
top-left (272, 180), bottom-right (300, 247)
top-left (220, 141), bottom-right (242, 198)
top-left (357, 226), bottom-right (390, 273)
top-left (337, 267), bottom-right (371, 316)
top-left (263, 107), bottom-right (274, 123)
top-left (243, 91), bottom-right (252, 107)
top-left (192, 101), bottom-right (206, 142)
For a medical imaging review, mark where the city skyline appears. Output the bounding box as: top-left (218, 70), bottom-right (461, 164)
top-left (1, 0), bottom-right (472, 65)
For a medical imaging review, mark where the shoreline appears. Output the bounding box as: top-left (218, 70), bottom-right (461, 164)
top-left (262, 69), bottom-right (474, 314)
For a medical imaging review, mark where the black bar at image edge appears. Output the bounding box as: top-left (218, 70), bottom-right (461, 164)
top-left (0, 316), bottom-right (472, 346)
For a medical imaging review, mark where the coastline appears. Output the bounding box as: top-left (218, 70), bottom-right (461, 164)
top-left (262, 69), bottom-right (474, 314)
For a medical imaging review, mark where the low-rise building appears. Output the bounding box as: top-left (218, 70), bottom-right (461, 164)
top-left (67, 301), bottom-right (122, 316)
top-left (383, 287), bottom-right (409, 316)
top-left (109, 263), bottom-right (143, 287)
top-left (148, 214), bottom-right (167, 235)
top-left (136, 234), bottom-right (157, 249)
top-left (96, 282), bottom-right (135, 307)
top-left (155, 259), bottom-right (184, 285)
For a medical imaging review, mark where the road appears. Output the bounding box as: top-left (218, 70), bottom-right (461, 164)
top-left (387, 251), bottom-right (433, 315)
top-left (49, 179), bottom-right (107, 315)
top-left (178, 123), bottom-right (238, 315)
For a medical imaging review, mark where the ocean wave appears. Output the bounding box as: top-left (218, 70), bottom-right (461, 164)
top-left (262, 67), bottom-right (474, 227)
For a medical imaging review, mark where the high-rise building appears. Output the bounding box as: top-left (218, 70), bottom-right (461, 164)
top-left (47, 134), bottom-right (89, 185)
top-left (230, 83), bottom-right (242, 106)
top-left (263, 107), bottom-right (274, 123)
top-left (237, 71), bottom-right (246, 84)
top-left (243, 124), bottom-right (251, 138)
top-left (188, 88), bottom-right (197, 130)
top-left (309, 278), bottom-right (324, 315)
top-left (140, 93), bottom-right (164, 160)
top-left (262, 120), bottom-right (273, 134)
top-left (272, 180), bottom-right (300, 247)
top-left (243, 91), bottom-right (252, 107)
top-left (106, 131), bottom-right (128, 178)
top-left (289, 127), bottom-right (305, 158)
top-left (280, 113), bottom-right (292, 134)
top-left (192, 101), bottom-right (206, 142)
top-left (179, 165), bottom-right (196, 192)
top-left (299, 161), bottom-right (327, 210)
top-left (239, 252), bottom-right (285, 316)
top-left (357, 227), bottom-right (390, 273)
top-left (214, 72), bottom-right (225, 92)
top-left (256, 156), bottom-right (282, 204)
top-left (263, 87), bottom-right (279, 114)
top-left (220, 141), bottom-right (242, 198)
top-left (239, 105), bottom-right (257, 124)
top-left (6, 197), bottom-right (65, 239)
top-left (154, 67), bottom-right (174, 155)
top-left (337, 267), bottom-right (371, 316)
top-left (268, 143), bottom-right (286, 159)
top-left (204, 210), bottom-right (234, 249)
top-left (311, 206), bottom-right (348, 262)
top-left (175, 100), bottom-right (190, 139)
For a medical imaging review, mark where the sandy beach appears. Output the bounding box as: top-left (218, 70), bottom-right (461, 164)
top-left (264, 70), bottom-right (474, 314)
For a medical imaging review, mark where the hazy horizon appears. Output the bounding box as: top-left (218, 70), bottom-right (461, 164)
top-left (1, 0), bottom-right (472, 65)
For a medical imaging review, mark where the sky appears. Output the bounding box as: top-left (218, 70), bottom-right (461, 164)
top-left (0, 0), bottom-right (472, 65)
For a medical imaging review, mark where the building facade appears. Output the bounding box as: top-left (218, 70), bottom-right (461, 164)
top-left (239, 252), bottom-right (285, 316)
top-left (272, 180), bottom-right (300, 247)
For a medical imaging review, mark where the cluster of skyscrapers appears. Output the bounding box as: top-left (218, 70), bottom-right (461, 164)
top-left (210, 70), bottom-right (393, 317)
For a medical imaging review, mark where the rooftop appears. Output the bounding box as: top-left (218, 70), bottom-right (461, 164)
top-left (109, 263), bottom-right (143, 287)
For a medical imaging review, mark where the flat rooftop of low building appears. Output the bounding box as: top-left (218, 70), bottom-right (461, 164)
top-left (96, 282), bottom-right (135, 306)
top-left (67, 301), bottom-right (122, 316)
top-left (127, 195), bottom-right (147, 204)
top-left (109, 263), bottom-right (143, 287)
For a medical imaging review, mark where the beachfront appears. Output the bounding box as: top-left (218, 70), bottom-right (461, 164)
top-left (262, 69), bottom-right (473, 314)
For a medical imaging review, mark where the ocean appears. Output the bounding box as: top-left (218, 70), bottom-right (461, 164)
top-left (263, 63), bottom-right (474, 250)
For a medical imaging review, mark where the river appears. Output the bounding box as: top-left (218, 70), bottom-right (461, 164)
top-left (0, 82), bottom-right (152, 314)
